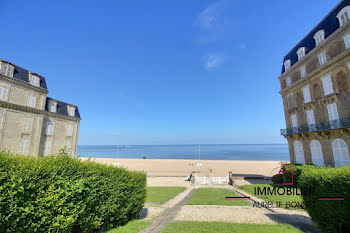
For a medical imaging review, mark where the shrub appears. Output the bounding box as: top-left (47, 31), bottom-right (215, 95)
top-left (271, 174), bottom-right (283, 184)
top-left (298, 166), bottom-right (350, 233)
top-left (0, 151), bottom-right (146, 233)
top-left (282, 164), bottom-right (316, 187)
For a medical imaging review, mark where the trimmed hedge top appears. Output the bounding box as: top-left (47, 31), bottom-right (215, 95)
top-left (0, 151), bottom-right (146, 233)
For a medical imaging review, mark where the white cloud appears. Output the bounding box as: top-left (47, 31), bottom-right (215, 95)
top-left (194, 0), bottom-right (226, 30)
top-left (202, 54), bottom-right (223, 70)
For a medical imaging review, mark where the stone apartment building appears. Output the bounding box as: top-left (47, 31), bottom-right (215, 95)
top-left (279, 0), bottom-right (350, 167)
top-left (0, 59), bottom-right (80, 157)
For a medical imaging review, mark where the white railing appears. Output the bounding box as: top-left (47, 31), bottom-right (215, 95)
top-left (194, 175), bottom-right (229, 185)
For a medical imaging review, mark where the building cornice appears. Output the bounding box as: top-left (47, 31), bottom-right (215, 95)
top-left (0, 100), bottom-right (81, 121)
top-left (278, 21), bottom-right (350, 80)
top-left (0, 74), bottom-right (48, 94)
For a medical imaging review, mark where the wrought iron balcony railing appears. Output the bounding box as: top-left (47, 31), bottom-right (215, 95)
top-left (280, 118), bottom-right (350, 136)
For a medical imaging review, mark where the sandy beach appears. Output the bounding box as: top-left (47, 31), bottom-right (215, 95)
top-left (79, 157), bottom-right (284, 177)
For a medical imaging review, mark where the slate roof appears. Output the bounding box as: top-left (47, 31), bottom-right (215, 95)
top-left (46, 97), bottom-right (80, 118)
top-left (2, 60), bottom-right (48, 89)
top-left (281, 0), bottom-right (350, 74)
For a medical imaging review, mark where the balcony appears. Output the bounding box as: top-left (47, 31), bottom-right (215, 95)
top-left (281, 118), bottom-right (350, 136)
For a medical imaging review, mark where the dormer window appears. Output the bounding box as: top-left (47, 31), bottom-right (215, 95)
top-left (67, 105), bottom-right (75, 117)
top-left (0, 62), bottom-right (14, 78)
top-left (337, 6), bottom-right (350, 26)
top-left (29, 74), bottom-right (40, 87)
top-left (296, 47), bottom-right (305, 60)
top-left (314, 30), bottom-right (325, 46)
top-left (284, 60), bottom-right (291, 71)
top-left (48, 101), bottom-right (57, 113)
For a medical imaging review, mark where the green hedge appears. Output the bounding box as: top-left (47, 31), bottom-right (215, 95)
top-left (282, 164), bottom-right (316, 187)
top-left (0, 151), bottom-right (146, 233)
top-left (271, 174), bottom-right (283, 184)
top-left (299, 166), bottom-right (350, 233)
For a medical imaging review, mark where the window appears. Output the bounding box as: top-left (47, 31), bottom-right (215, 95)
top-left (49, 101), bottom-right (57, 113)
top-left (27, 95), bottom-right (36, 108)
top-left (0, 86), bottom-right (9, 101)
top-left (46, 121), bottom-right (54, 135)
top-left (318, 52), bottom-right (327, 65)
top-left (296, 47), bottom-right (305, 60)
top-left (0, 114), bottom-right (3, 129)
top-left (321, 75), bottom-right (334, 96)
top-left (22, 118), bottom-right (33, 133)
top-left (302, 85), bottom-right (311, 103)
top-left (300, 66), bottom-right (307, 78)
top-left (287, 94), bottom-right (295, 109)
top-left (294, 141), bottom-right (305, 164)
top-left (66, 140), bottom-right (72, 153)
top-left (67, 105), bottom-right (75, 117)
top-left (344, 33), bottom-right (350, 49)
top-left (332, 139), bottom-right (350, 167)
top-left (327, 103), bottom-right (340, 129)
top-left (310, 140), bottom-right (324, 166)
top-left (19, 139), bottom-right (30, 155)
top-left (286, 77), bottom-right (291, 87)
top-left (306, 110), bottom-right (316, 131)
top-left (66, 124), bottom-right (73, 136)
top-left (313, 30), bottom-right (325, 46)
top-left (44, 140), bottom-right (52, 156)
top-left (29, 75), bottom-right (40, 87)
top-left (337, 6), bottom-right (350, 26)
top-left (284, 60), bottom-right (291, 71)
top-left (0, 62), bottom-right (14, 77)
top-left (291, 114), bottom-right (298, 133)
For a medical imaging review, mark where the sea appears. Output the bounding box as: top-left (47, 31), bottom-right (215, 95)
top-left (77, 144), bottom-right (289, 161)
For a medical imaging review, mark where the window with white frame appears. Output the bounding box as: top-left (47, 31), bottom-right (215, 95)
top-left (0, 62), bottom-right (14, 77)
top-left (27, 95), bottom-right (36, 108)
top-left (302, 85), bottom-right (311, 103)
top-left (66, 124), bottom-right (73, 136)
top-left (297, 47), bottom-right (305, 60)
top-left (0, 86), bottom-right (9, 101)
top-left (286, 77), bottom-right (291, 87)
top-left (48, 101), bottom-right (57, 113)
top-left (300, 66), bottom-right (307, 78)
top-left (291, 114), bottom-right (298, 133)
top-left (284, 60), bottom-right (291, 71)
top-left (46, 121), bottom-right (54, 135)
top-left (22, 118), bottom-right (33, 133)
top-left (314, 30), bottom-right (325, 46)
top-left (287, 94), bottom-right (295, 109)
top-left (66, 140), bottom-right (72, 152)
top-left (44, 140), bottom-right (52, 156)
top-left (19, 139), bottom-right (30, 155)
top-left (67, 105), bottom-right (75, 117)
top-left (29, 75), bottom-right (40, 87)
top-left (0, 114), bottom-right (4, 129)
top-left (318, 52), bottom-right (327, 65)
top-left (327, 103), bottom-right (340, 129)
top-left (344, 33), bottom-right (350, 49)
top-left (321, 75), bottom-right (334, 96)
top-left (337, 6), bottom-right (350, 26)
top-left (306, 110), bottom-right (316, 131)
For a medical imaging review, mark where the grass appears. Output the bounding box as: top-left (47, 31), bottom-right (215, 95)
top-left (186, 188), bottom-right (251, 206)
top-left (238, 184), bottom-right (304, 209)
top-left (106, 220), bottom-right (151, 233)
top-left (146, 186), bottom-right (186, 203)
top-left (161, 222), bottom-right (303, 233)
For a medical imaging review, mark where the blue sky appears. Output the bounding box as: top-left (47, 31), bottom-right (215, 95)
top-left (0, 0), bottom-right (337, 145)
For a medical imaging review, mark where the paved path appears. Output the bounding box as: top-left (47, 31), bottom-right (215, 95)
top-left (139, 188), bottom-right (196, 233)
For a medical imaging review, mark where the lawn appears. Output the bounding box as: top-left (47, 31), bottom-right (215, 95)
top-left (238, 184), bottom-right (304, 209)
top-left (162, 222), bottom-right (303, 233)
top-left (146, 186), bottom-right (186, 203)
top-left (186, 188), bottom-right (251, 206)
top-left (106, 220), bottom-right (151, 233)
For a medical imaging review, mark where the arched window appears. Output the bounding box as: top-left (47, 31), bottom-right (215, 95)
top-left (332, 139), bottom-right (350, 167)
top-left (284, 60), bottom-right (291, 71)
top-left (310, 140), bottom-right (324, 166)
top-left (294, 141), bottom-right (305, 164)
top-left (337, 6), bottom-right (350, 26)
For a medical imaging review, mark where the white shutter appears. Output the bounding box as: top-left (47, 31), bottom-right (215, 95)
top-left (332, 139), bottom-right (350, 167)
top-left (294, 141), bottom-right (305, 164)
top-left (23, 118), bottom-right (33, 132)
top-left (286, 77), bottom-right (291, 86)
top-left (318, 52), bottom-right (327, 65)
top-left (27, 95), bottom-right (36, 108)
top-left (44, 140), bottom-right (52, 156)
top-left (344, 33), bottom-right (350, 48)
top-left (0, 114), bottom-right (3, 129)
top-left (322, 75), bottom-right (334, 96)
top-left (0, 86), bottom-right (9, 101)
top-left (306, 110), bottom-right (316, 131)
top-left (19, 139), bottom-right (30, 155)
top-left (327, 103), bottom-right (339, 121)
top-left (310, 140), bottom-right (324, 166)
top-left (302, 86), bottom-right (311, 103)
top-left (291, 114), bottom-right (298, 128)
top-left (300, 66), bottom-right (306, 78)
top-left (66, 124), bottom-right (73, 136)
top-left (66, 140), bottom-right (72, 152)
top-left (46, 121), bottom-right (54, 135)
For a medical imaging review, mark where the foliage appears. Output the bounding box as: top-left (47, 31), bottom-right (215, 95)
top-left (282, 164), bottom-right (316, 187)
top-left (186, 188), bottom-right (251, 206)
top-left (146, 187), bottom-right (186, 203)
top-left (106, 220), bottom-right (151, 233)
top-left (271, 174), bottom-right (283, 184)
top-left (0, 151), bottom-right (146, 233)
top-left (298, 166), bottom-right (350, 233)
top-left (162, 222), bottom-right (303, 233)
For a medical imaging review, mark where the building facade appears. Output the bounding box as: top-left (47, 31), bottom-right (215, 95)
top-left (279, 0), bottom-right (350, 167)
top-left (0, 59), bottom-right (80, 157)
